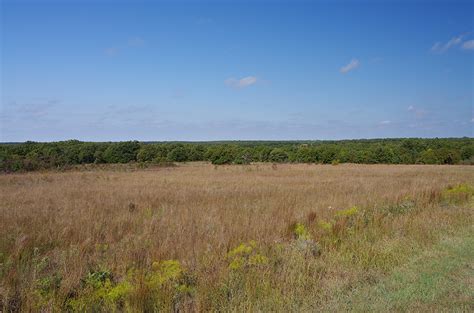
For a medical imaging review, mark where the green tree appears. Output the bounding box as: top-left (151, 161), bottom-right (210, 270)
top-left (167, 146), bottom-right (188, 162)
top-left (419, 149), bottom-right (438, 164)
top-left (205, 145), bottom-right (236, 164)
top-left (269, 148), bottom-right (288, 163)
top-left (436, 148), bottom-right (460, 165)
top-left (373, 145), bottom-right (395, 164)
top-left (137, 145), bottom-right (159, 162)
top-left (103, 141), bottom-right (140, 163)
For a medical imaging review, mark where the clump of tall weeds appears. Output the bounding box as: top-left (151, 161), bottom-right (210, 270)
top-left (442, 184), bottom-right (474, 205)
top-left (65, 260), bottom-right (195, 312)
top-left (226, 240), bottom-right (269, 271)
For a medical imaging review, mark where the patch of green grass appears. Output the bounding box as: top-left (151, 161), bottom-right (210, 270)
top-left (330, 227), bottom-right (474, 312)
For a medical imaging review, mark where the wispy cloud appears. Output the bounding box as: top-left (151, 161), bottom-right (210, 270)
top-left (462, 40), bottom-right (474, 51)
top-left (225, 76), bottom-right (258, 89)
top-left (431, 33), bottom-right (467, 53)
top-left (407, 105), bottom-right (427, 118)
top-left (128, 37), bottom-right (145, 47)
top-left (0, 99), bottom-right (60, 131)
top-left (340, 59), bottom-right (360, 74)
top-left (370, 57), bottom-right (383, 64)
top-left (171, 89), bottom-right (187, 99)
top-left (104, 37), bottom-right (145, 56)
top-left (379, 120), bottom-right (391, 125)
top-left (104, 47), bottom-right (119, 56)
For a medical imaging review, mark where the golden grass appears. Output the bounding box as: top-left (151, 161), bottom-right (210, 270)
top-left (0, 163), bottom-right (473, 311)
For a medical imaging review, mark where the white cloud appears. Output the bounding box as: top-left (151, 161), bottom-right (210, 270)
top-left (431, 34), bottom-right (465, 53)
top-left (462, 40), bottom-right (474, 51)
top-left (225, 76), bottom-right (258, 89)
top-left (407, 105), bottom-right (414, 111)
top-left (471, 118), bottom-right (474, 123)
top-left (340, 59), bottom-right (360, 74)
top-left (445, 35), bottom-right (463, 49)
top-left (379, 120), bottom-right (391, 125)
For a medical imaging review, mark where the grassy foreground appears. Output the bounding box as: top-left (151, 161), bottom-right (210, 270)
top-left (326, 226), bottom-right (474, 312)
top-left (0, 163), bottom-right (473, 311)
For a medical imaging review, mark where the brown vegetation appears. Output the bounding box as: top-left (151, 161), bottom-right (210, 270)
top-left (0, 163), bottom-right (473, 311)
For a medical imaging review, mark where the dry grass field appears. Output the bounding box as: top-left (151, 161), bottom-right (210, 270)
top-left (1, 163), bottom-right (473, 312)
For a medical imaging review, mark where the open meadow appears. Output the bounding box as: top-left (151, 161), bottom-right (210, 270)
top-left (3, 0), bottom-right (473, 311)
top-left (0, 163), bottom-right (473, 311)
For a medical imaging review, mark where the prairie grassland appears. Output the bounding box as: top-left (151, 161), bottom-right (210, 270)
top-left (0, 163), bottom-right (473, 312)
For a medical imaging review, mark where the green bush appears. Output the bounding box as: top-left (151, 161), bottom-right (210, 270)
top-left (269, 148), bottom-right (288, 163)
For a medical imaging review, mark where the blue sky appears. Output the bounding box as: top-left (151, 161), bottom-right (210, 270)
top-left (1, 0), bottom-right (473, 141)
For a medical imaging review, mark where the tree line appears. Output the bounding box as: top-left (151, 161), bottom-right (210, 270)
top-left (0, 138), bottom-right (473, 172)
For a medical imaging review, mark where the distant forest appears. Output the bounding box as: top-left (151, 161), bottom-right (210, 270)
top-left (1, 138), bottom-right (473, 172)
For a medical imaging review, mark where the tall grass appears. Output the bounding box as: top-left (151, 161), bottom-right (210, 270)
top-left (0, 163), bottom-right (472, 311)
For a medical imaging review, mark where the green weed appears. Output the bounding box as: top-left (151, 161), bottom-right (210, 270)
top-left (442, 184), bottom-right (474, 205)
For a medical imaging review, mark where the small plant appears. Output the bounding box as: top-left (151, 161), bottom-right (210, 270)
top-left (289, 222), bottom-right (320, 256)
top-left (227, 241), bottom-right (268, 270)
top-left (331, 159), bottom-right (340, 166)
top-left (67, 269), bottom-right (132, 311)
top-left (324, 206), bottom-right (362, 241)
top-left (148, 260), bottom-right (184, 286)
top-left (33, 273), bottom-right (62, 309)
top-left (67, 261), bottom-right (195, 312)
top-left (384, 200), bottom-right (415, 216)
top-left (335, 206), bottom-right (359, 218)
top-left (137, 259), bottom-right (195, 311)
top-left (85, 269), bottom-right (112, 288)
top-left (293, 238), bottom-right (320, 257)
top-left (318, 220), bottom-right (332, 231)
top-left (293, 223), bottom-right (312, 240)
